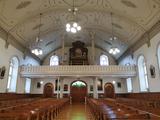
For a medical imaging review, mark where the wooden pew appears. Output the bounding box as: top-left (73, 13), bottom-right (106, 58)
top-left (87, 98), bottom-right (160, 120)
top-left (0, 98), bottom-right (69, 120)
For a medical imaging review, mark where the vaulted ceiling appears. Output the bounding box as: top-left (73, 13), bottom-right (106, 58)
top-left (0, 0), bottom-right (160, 60)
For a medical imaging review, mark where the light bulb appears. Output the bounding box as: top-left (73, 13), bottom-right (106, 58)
top-left (40, 81), bottom-right (43, 84)
top-left (109, 37), bottom-right (113, 41)
top-left (66, 23), bottom-right (70, 28)
top-left (73, 22), bottom-right (78, 27)
top-left (39, 50), bottom-right (43, 55)
top-left (109, 49), bottom-right (113, 54)
top-left (66, 28), bottom-right (70, 32)
top-left (77, 26), bottom-right (81, 31)
top-left (112, 51), bottom-right (116, 55)
top-left (112, 81), bottom-right (116, 84)
top-left (114, 36), bottom-right (117, 40)
top-left (32, 50), bottom-right (35, 54)
top-left (71, 27), bottom-right (77, 33)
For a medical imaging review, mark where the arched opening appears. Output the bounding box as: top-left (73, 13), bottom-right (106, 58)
top-left (138, 55), bottom-right (149, 92)
top-left (70, 81), bottom-right (87, 103)
top-left (7, 56), bottom-right (19, 92)
top-left (100, 54), bottom-right (109, 66)
top-left (43, 83), bottom-right (54, 98)
top-left (104, 83), bottom-right (115, 98)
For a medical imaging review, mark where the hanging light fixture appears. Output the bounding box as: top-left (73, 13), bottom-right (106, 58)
top-left (31, 13), bottom-right (43, 56)
top-left (66, 0), bottom-right (81, 33)
top-left (109, 12), bottom-right (120, 55)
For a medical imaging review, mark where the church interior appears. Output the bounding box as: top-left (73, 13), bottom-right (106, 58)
top-left (1, 0), bottom-right (160, 119)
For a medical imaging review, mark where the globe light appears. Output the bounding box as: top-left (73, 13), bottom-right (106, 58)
top-left (73, 22), bottom-right (78, 27)
top-left (109, 47), bottom-right (120, 55)
top-left (66, 27), bottom-right (70, 32)
top-left (66, 22), bottom-right (81, 33)
top-left (77, 26), bottom-right (81, 31)
top-left (66, 23), bottom-right (70, 28)
top-left (71, 27), bottom-right (77, 33)
top-left (112, 81), bottom-right (116, 84)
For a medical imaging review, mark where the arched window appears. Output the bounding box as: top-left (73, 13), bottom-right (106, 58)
top-left (157, 44), bottom-right (160, 69)
top-left (25, 78), bottom-right (31, 93)
top-left (126, 78), bottom-right (132, 92)
top-left (50, 55), bottom-right (59, 66)
top-left (138, 56), bottom-right (149, 92)
top-left (100, 55), bottom-right (109, 66)
top-left (7, 57), bottom-right (19, 92)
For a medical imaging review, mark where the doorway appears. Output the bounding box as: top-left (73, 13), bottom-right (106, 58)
top-left (43, 83), bottom-right (54, 98)
top-left (71, 81), bottom-right (87, 103)
top-left (104, 83), bottom-right (115, 98)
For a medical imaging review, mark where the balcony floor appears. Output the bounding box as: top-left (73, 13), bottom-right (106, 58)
top-left (54, 103), bottom-right (94, 120)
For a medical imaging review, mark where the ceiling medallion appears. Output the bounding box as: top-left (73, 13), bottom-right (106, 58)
top-left (66, 0), bottom-right (81, 34)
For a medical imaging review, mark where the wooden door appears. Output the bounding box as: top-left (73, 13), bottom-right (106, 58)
top-left (104, 83), bottom-right (115, 98)
top-left (43, 83), bottom-right (54, 98)
top-left (71, 81), bottom-right (87, 103)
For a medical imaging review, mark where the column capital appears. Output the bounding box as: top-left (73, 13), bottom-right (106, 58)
top-left (89, 31), bottom-right (96, 40)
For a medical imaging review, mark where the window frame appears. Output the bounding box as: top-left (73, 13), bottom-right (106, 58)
top-left (7, 56), bottom-right (19, 93)
top-left (137, 55), bottom-right (149, 92)
top-left (50, 55), bottom-right (59, 66)
top-left (100, 54), bottom-right (109, 66)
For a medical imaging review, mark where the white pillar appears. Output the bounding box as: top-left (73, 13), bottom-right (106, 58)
top-left (61, 35), bottom-right (65, 65)
top-left (60, 79), bottom-right (63, 98)
top-left (93, 77), bottom-right (98, 99)
top-left (90, 32), bottom-right (96, 65)
top-left (57, 77), bottom-right (60, 99)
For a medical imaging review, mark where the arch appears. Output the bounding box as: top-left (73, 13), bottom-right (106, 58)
top-left (137, 55), bottom-right (149, 92)
top-left (70, 80), bottom-right (87, 103)
top-left (100, 54), bottom-right (109, 66)
top-left (50, 55), bottom-right (59, 66)
top-left (104, 82), bottom-right (115, 98)
top-left (43, 83), bottom-right (54, 98)
top-left (7, 56), bottom-right (19, 92)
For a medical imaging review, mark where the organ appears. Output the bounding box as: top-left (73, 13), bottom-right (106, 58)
top-left (69, 41), bottom-right (89, 65)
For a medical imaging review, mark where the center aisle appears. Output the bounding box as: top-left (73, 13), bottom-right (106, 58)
top-left (54, 103), bottom-right (94, 120)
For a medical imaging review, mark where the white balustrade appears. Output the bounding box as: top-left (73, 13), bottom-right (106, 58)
top-left (20, 65), bottom-right (136, 77)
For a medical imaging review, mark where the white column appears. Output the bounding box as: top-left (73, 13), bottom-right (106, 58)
top-left (60, 79), bottom-right (63, 98)
top-left (90, 32), bottom-right (96, 65)
top-left (93, 77), bottom-right (98, 99)
top-left (57, 77), bottom-right (60, 99)
top-left (61, 35), bottom-right (65, 65)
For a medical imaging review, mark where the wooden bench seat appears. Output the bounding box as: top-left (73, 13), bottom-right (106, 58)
top-left (87, 98), bottom-right (160, 120)
top-left (0, 98), bottom-right (69, 120)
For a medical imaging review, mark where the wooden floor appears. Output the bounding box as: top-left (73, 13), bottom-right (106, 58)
top-left (54, 103), bottom-right (94, 120)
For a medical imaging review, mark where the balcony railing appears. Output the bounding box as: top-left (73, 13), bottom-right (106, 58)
top-left (20, 65), bottom-right (136, 77)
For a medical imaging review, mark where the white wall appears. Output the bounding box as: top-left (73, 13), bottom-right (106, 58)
top-left (0, 38), bottom-right (39, 93)
top-left (119, 32), bottom-right (160, 92)
top-left (31, 77), bottom-right (126, 95)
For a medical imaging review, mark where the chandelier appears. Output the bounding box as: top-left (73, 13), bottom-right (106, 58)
top-left (109, 47), bottom-right (120, 55)
top-left (31, 13), bottom-right (43, 56)
top-left (66, 0), bottom-right (81, 33)
top-left (109, 12), bottom-right (120, 55)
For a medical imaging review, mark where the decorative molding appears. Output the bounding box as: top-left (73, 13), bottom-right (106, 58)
top-left (118, 21), bottom-right (160, 62)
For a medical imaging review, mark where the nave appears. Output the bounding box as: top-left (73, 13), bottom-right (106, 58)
top-left (54, 103), bottom-right (94, 120)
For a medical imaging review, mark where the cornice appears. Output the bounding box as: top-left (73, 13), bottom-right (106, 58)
top-left (118, 21), bottom-right (160, 62)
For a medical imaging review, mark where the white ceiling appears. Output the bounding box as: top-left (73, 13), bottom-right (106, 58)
top-left (0, 0), bottom-right (160, 59)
